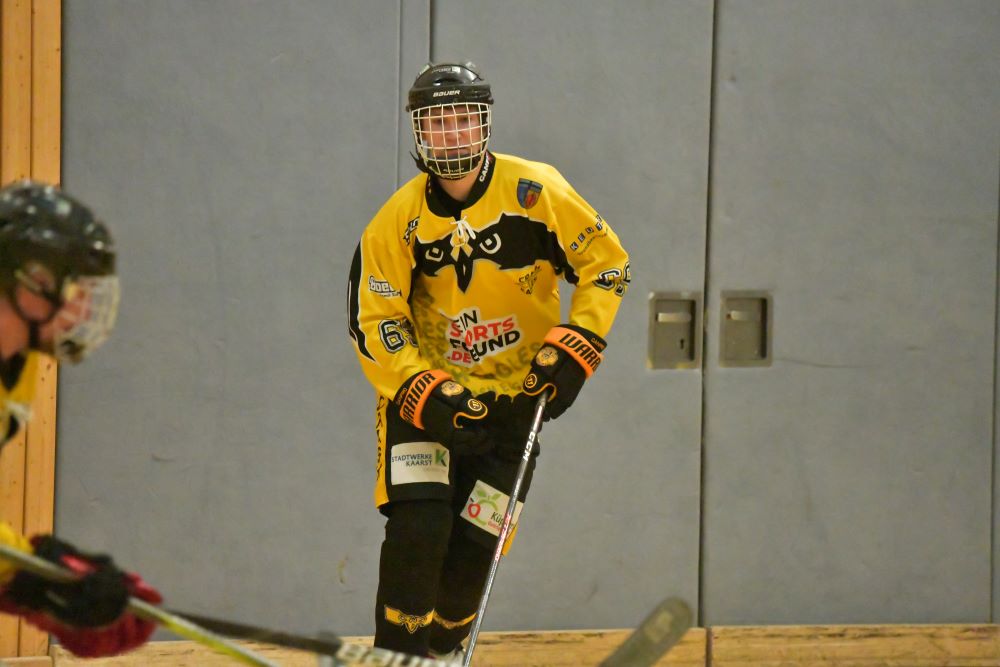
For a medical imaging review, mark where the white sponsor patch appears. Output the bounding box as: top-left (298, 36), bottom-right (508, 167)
top-left (368, 275), bottom-right (402, 298)
top-left (390, 442), bottom-right (449, 485)
top-left (460, 479), bottom-right (523, 537)
top-left (444, 307), bottom-right (522, 367)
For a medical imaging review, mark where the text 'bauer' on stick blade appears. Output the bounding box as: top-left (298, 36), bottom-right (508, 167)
top-left (598, 597), bottom-right (693, 667)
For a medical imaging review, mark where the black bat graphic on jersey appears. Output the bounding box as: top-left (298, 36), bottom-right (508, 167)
top-left (413, 214), bottom-right (577, 291)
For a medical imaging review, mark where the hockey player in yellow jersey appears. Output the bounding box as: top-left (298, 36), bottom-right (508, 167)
top-left (348, 62), bottom-right (630, 659)
top-left (0, 181), bottom-right (162, 658)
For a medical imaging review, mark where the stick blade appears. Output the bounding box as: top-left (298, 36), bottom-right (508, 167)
top-left (598, 597), bottom-right (693, 667)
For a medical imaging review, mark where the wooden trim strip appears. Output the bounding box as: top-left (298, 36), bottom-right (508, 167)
top-left (18, 0), bottom-right (61, 655)
top-left (710, 624), bottom-right (1000, 667)
top-left (0, 0), bottom-right (34, 657)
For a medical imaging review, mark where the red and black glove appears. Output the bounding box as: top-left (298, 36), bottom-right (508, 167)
top-left (395, 370), bottom-right (491, 456)
top-left (0, 535), bottom-right (162, 658)
top-left (522, 324), bottom-right (606, 420)
top-left (476, 391), bottom-right (538, 461)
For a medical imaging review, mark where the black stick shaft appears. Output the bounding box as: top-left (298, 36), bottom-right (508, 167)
top-left (463, 393), bottom-right (547, 666)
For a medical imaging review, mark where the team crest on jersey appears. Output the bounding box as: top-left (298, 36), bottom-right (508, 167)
top-left (517, 179), bottom-right (543, 209)
top-left (445, 307), bottom-right (522, 367)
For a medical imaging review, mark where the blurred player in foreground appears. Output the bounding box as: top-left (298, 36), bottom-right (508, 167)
top-left (0, 180), bottom-right (161, 658)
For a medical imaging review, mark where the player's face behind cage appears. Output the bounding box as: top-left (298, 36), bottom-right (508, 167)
top-left (13, 262), bottom-right (120, 363)
top-left (411, 103), bottom-right (491, 180)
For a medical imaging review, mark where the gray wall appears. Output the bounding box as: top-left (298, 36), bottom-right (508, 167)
top-left (57, 0), bottom-right (999, 636)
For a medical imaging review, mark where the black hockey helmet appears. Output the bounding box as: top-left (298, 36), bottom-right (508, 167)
top-left (0, 180), bottom-right (119, 362)
top-left (406, 62), bottom-right (494, 112)
top-left (407, 62), bottom-right (494, 179)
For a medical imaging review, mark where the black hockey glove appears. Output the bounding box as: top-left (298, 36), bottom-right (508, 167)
top-left (394, 370), bottom-right (491, 456)
top-left (522, 324), bottom-right (606, 421)
top-left (0, 536), bottom-right (130, 627)
top-left (476, 391), bottom-right (538, 461)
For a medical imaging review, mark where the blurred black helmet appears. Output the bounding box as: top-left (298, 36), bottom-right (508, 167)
top-left (0, 180), bottom-right (119, 362)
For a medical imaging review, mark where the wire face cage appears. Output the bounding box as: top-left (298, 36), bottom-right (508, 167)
top-left (410, 102), bottom-right (492, 179)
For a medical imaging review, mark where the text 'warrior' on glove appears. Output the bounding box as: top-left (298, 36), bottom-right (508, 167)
top-left (522, 324), bottom-right (606, 420)
top-left (394, 369), bottom-right (491, 455)
top-left (0, 535), bottom-right (162, 658)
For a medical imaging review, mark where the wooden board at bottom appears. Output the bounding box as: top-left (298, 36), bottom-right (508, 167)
top-left (711, 625), bottom-right (1000, 667)
top-left (0, 657), bottom-right (53, 667)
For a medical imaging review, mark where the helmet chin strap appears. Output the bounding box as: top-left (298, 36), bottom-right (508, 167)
top-left (5, 285), bottom-right (59, 355)
top-left (412, 151), bottom-right (483, 181)
top-left (28, 321), bottom-right (41, 349)
top-left (410, 151), bottom-right (433, 175)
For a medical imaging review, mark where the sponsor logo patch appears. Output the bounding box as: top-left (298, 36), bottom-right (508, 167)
top-left (389, 441), bottom-right (450, 485)
top-left (444, 307), bottom-right (522, 367)
top-left (516, 179), bottom-right (543, 209)
top-left (461, 479), bottom-right (524, 537)
top-left (368, 275), bottom-right (402, 298)
top-left (569, 215), bottom-right (609, 253)
top-left (518, 265), bottom-right (541, 294)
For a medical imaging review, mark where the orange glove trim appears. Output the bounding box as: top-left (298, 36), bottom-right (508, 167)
top-left (543, 326), bottom-right (605, 378)
top-left (397, 370), bottom-right (451, 430)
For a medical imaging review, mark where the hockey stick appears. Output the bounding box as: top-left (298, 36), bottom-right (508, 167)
top-left (597, 597), bottom-right (692, 667)
top-left (166, 610), bottom-right (460, 666)
top-left (170, 596), bottom-right (689, 667)
top-left (463, 392), bottom-right (548, 666)
top-left (0, 544), bottom-right (279, 667)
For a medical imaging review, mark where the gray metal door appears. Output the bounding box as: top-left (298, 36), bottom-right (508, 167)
top-left (702, 0), bottom-right (1000, 624)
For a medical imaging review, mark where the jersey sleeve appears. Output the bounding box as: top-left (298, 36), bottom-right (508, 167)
top-left (347, 210), bottom-right (433, 400)
top-left (550, 182), bottom-right (631, 338)
top-left (0, 522), bottom-right (32, 587)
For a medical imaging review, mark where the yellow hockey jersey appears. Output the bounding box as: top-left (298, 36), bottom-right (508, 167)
top-left (0, 352), bottom-right (40, 585)
top-left (348, 152), bottom-right (630, 399)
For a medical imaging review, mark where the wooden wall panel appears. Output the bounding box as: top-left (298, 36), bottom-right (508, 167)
top-left (0, 0), bottom-right (61, 657)
top-left (0, 0), bottom-right (34, 655)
